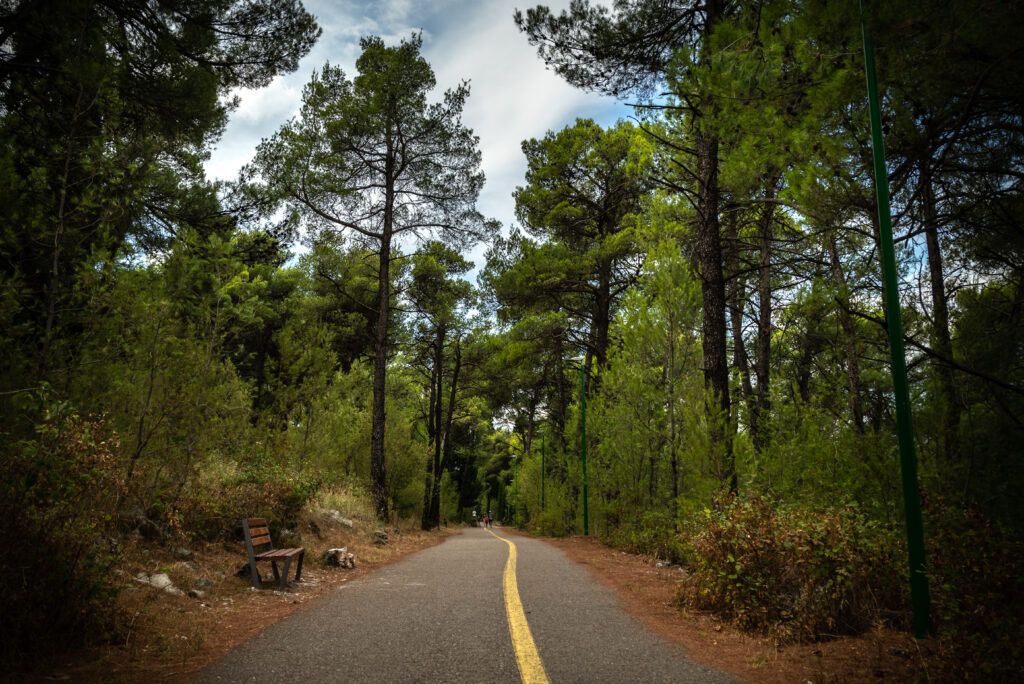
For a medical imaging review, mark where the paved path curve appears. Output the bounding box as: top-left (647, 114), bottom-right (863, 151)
top-left (193, 527), bottom-right (734, 683)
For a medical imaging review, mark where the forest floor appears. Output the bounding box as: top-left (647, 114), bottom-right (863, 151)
top-left (13, 524), bottom-right (937, 683)
top-left (544, 533), bottom-right (936, 683)
top-left (8, 516), bottom-right (456, 683)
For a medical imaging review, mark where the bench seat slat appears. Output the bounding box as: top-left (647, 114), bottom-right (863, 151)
top-left (256, 547), bottom-right (304, 559)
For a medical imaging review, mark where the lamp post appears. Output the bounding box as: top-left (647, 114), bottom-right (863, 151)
top-left (860, 0), bottom-right (932, 638)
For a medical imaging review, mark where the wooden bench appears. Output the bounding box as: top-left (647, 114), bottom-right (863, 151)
top-left (241, 518), bottom-right (305, 591)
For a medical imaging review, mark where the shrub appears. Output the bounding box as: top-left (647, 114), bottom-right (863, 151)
top-left (925, 496), bottom-right (1024, 680)
top-left (0, 396), bottom-right (125, 665)
top-left (174, 458), bottom-right (323, 541)
top-left (676, 496), bottom-right (905, 643)
top-left (537, 507), bottom-right (567, 537)
top-left (605, 510), bottom-right (692, 565)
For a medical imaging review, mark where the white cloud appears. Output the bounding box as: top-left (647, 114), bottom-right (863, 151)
top-left (233, 76), bottom-right (302, 124)
top-left (420, 1), bottom-right (626, 234)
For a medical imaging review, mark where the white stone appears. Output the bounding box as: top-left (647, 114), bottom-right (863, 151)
top-left (326, 510), bottom-right (354, 527)
top-left (322, 547), bottom-right (356, 569)
top-left (149, 573), bottom-right (174, 590)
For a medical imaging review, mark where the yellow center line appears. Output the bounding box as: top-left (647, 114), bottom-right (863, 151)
top-left (486, 528), bottom-right (550, 684)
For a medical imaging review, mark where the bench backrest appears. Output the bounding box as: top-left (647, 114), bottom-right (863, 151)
top-left (242, 517), bottom-right (274, 551)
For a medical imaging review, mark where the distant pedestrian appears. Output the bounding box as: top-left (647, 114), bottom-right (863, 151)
top-left (485, 514), bottom-right (492, 528)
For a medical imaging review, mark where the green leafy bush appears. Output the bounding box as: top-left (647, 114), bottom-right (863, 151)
top-left (676, 496), bottom-right (904, 643)
top-left (0, 396), bottom-right (124, 665)
top-left (537, 507), bottom-right (567, 537)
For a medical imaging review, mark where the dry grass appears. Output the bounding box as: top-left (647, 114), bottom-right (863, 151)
top-left (5, 514), bottom-right (457, 683)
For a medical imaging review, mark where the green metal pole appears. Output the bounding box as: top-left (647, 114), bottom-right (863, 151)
top-left (860, 0), bottom-right (932, 639)
top-left (580, 361), bottom-right (589, 536)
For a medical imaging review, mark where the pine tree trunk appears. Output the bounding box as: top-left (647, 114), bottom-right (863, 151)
top-left (555, 338), bottom-right (567, 452)
top-left (370, 243), bottom-right (390, 520)
top-left (696, 128), bottom-right (734, 492)
top-left (593, 254), bottom-right (612, 374)
top-left (726, 212), bottom-right (756, 438)
top-left (754, 196), bottom-right (775, 452)
top-left (421, 327), bottom-right (444, 530)
top-left (370, 149), bottom-right (394, 521)
top-left (922, 173), bottom-right (960, 462)
top-left (431, 339), bottom-right (462, 527)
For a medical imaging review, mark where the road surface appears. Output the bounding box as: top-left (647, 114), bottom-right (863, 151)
top-left (193, 527), bottom-right (734, 683)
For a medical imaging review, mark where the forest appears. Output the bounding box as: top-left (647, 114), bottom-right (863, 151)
top-left (1, 0), bottom-right (1021, 678)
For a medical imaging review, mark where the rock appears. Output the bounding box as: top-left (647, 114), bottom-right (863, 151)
top-left (374, 530), bottom-right (389, 545)
top-left (188, 589), bottom-right (206, 599)
top-left (173, 546), bottom-right (193, 560)
top-left (322, 547), bottom-right (356, 569)
top-left (656, 561), bottom-right (667, 569)
top-left (136, 572), bottom-right (185, 596)
top-left (149, 573), bottom-right (174, 590)
top-left (326, 510), bottom-right (354, 527)
top-left (195, 577), bottom-right (213, 589)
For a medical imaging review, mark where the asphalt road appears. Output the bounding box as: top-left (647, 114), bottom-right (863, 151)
top-left (193, 527), bottom-right (734, 683)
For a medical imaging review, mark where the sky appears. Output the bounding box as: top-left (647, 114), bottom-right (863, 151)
top-left (203, 0), bottom-right (631, 269)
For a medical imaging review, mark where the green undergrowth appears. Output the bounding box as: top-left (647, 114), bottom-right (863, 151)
top-left (0, 395), bottom-right (344, 668)
top-left (598, 494), bottom-right (1023, 679)
top-left (603, 510), bottom-right (692, 565)
top-left (0, 399), bottom-right (125, 668)
top-left (923, 496), bottom-right (1024, 680)
top-left (675, 497), bottom-right (904, 643)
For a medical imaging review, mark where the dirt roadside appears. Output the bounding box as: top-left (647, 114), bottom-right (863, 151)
top-left (540, 533), bottom-right (934, 683)
top-left (6, 521), bottom-right (458, 683)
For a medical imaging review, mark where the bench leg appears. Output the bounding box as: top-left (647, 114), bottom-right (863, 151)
top-left (279, 556), bottom-right (292, 591)
top-left (270, 560), bottom-right (281, 585)
top-left (248, 560), bottom-right (262, 589)
top-left (295, 551), bottom-right (304, 582)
